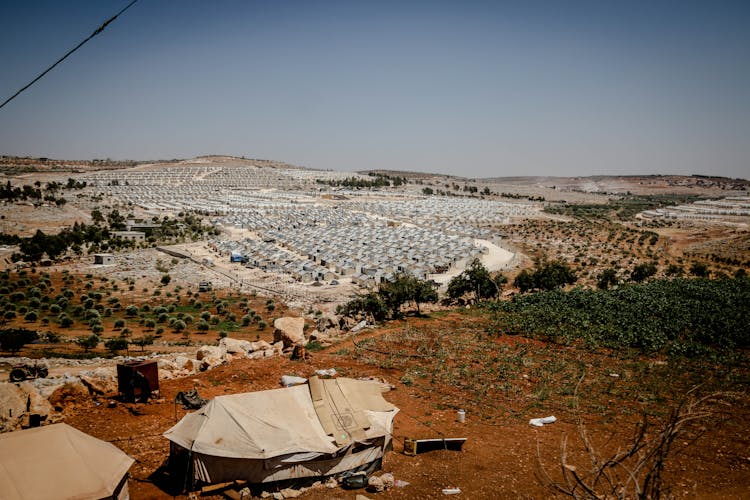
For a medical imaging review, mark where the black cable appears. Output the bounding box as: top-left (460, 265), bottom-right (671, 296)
top-left (0, 0), bottom-right (139, 111)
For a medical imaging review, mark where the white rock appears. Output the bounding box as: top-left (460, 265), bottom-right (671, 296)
top-left (280, 488), bottom-right (302, 498)
top-left (351, 320), bottom-right (368, 333)
top-left (248, 340), bottom-right (272, 352)
top-left (273, 317), bottom-right (306, 347)
top-left (196, 345), bottom-right (225, 361)
top-left (0, 382), bottom-right (29, 431)
top-left (220, 337), bottom-right (253, 355)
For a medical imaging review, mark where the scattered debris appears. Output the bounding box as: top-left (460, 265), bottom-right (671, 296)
top-left (529, 415), bottom-right (557, 427)
top-left (442, 487), bottom-right (461, 495)
top-left (9, 361), bottom-right (48, 382)
top-left (356, 376), bottom-right (395, 392)
top-left (280, 375), bottom-right (307, 387)
top-left (367, 472), bottom-right (395, 492)
top-left (403, 437), bottom-right (467, 455)
top-left (315, 368), bottom-right (337, 378)
top-left (175, 388), bottom-right (207, 410)
top-left (325, 477), bottom-right (338, 489)
top-left (342, 471), bottom-right (369, 489)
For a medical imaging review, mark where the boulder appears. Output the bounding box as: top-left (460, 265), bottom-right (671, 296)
top-left (248, 340), bottom-right (272, 352)
top-left (30, 375), bottom-right (72, 399)
top-left (196, 345), bottom-right (226, 361)
top-left (351, 320), bottom-right (368, 333)
top-left (220, 337), bottom-right (253, 355)
top-left (18, 381), bottom-right (53, 420)
top-left (79, 367), bottom-right (117, 395)
top-left (273, 317), bottom-right (306, 347)
top-left (199, 355), bottom-right (224, 371)
top-left (0, 382), bottom-right (28, 432)
top-left (157, 358), bottom-right (177, 371)
top-left (48, 379), bottom-right (89, 408)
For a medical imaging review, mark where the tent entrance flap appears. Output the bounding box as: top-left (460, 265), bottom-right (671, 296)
top-left (309, 376), bottom-right (369, 446)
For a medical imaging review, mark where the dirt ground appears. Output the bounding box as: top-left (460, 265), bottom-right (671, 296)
top-left (55, 314), bottom-right (750, 500)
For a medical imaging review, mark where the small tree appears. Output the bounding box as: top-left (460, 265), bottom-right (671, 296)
top-left (690, 262), bottom-right (710, 277)
top-left (196, 320), bottom-right (210, 334)
top-left (631, 262), bottom-right (657, 282)
top-left (514, 257), bottom-right (577, 293)
top-left (131, 335), bottom-right (155, 352)
top-left (337, 292), bottom-right (389, 322)
top-left (379, 273), bottom-right (439, 317)
top-left (58, 314), bottom-right (74, 328)
top-left (447, 259), bottom-right (506, 302)
top-left (597, 268), bottom-right (619, 290)
top-left (77, 334), bottom-right (99, 352)
top-left (105, 336), bottom-right (128, 355)
top-left (0, 328), bottom-right (38, 354)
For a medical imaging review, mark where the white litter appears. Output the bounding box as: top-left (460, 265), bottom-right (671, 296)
top-left (315, 368), bottom-right (337, 378)
top-left (442, 487), bottom-right (461, 495)
top-left (280, 375), bottom-right (307, 387)
top-left (529, 415), bottom-right (557, 427)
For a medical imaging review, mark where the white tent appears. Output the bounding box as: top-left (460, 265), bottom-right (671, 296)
top-left (164, 377), bottom-right (398, 486)
top-left (0, 423), bottom-right (134, 500)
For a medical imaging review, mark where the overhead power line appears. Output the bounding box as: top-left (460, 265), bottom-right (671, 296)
top-left (0, 0), bottom-right (139, 111)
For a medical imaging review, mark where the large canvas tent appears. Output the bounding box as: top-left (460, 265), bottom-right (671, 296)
top-left (164, 376), bottom-right (398, 486)
top-left (0, 423), bottom-right (134, 500)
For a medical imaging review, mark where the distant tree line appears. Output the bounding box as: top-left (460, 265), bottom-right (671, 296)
top-left (0, 178), bottom-right (86, 206)
top-left (317, 173), bottom-right (408, 189)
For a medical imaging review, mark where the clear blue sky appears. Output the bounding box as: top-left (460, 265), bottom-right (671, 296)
top-left (1, 1), bottom-right (748, 179)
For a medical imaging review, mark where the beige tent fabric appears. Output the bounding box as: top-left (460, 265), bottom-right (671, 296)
top-left (165, 384), bottom-right (340, 459)
top-left (310, 376), bottom-right (392, 446)
top-left (0, 423), bottom-right (134, 500)
top-left (164, 377), bottom-right (399, 483)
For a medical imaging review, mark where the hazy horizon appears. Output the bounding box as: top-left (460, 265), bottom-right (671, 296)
top-left (1, 1), bottom-right (748, 179)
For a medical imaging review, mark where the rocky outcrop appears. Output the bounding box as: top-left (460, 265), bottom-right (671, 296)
top-left (0, 381), bottom-right (57, 432)
top-left (220, 337), bottom-right (253, 355)
top-left (273, 317), bottom-right (306, 347)
top-left (78, 367), bottom-right (118, 395)
top-left (0, 383), bottom-right (30, 432)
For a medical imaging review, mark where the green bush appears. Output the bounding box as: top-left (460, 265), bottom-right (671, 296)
top-left (493, 276), bottom-right (750, 356)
